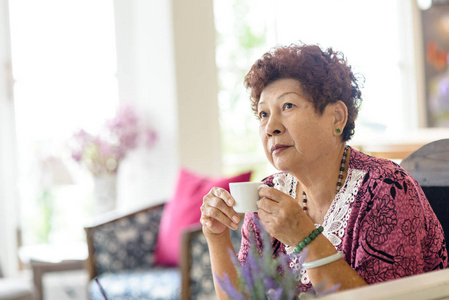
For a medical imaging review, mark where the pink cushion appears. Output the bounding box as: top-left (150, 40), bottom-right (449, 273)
top-left (155, 168), bottom-right (252, 266)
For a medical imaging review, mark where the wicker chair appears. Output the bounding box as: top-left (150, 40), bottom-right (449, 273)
top-left (84, 203), bottom-right (241, 300)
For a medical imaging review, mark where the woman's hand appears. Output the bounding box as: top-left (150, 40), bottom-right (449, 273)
top-left (257, 186), bottom-right (312, 246)
top-left (201, 187), bottom-right (241, 235)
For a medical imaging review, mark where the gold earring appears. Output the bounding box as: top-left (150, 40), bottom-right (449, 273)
top-left (336, 129), bottom-right (341, 134)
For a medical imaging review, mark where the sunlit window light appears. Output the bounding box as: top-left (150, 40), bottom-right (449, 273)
top-left (9, 0), bottom-right (119, 246)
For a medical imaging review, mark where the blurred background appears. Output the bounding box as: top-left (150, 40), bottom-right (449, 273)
top-left (0, 0), bottom-right (448, 299)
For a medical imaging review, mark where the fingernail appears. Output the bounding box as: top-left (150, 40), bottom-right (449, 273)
top-left (231, 223), bottom-right (238, 230)
top-left (232, 215), bottom-right (240, 223)
top-left (257, 184), bottom-right (267, 191)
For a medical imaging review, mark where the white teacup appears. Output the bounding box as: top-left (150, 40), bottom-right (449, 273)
top-left (229, 182), bottom-right (266, 213)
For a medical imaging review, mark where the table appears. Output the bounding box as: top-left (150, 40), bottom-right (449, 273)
top-left (320, 268), bottom-right (449, 300)
top-left (19, 242), bottom-right (88, 300)
top-left (30, 259), bottom-right (86, 300)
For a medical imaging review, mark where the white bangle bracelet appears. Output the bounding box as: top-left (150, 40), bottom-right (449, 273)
top-left (302, 251), bottom-right (343, 270)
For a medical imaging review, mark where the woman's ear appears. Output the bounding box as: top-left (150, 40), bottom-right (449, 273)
top-left (333, 101), bottom-right (348, 134)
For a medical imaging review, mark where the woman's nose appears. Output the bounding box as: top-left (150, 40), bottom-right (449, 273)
top-left (265, 116), bottom-right (283, 136)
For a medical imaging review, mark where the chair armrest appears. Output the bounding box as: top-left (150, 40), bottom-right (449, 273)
top-left (401, 138), bottom-right (449, 186)
top-left (84, 203), bottom-right (165, 280)
top-left (180, 223), bottom-right (242, 300)
top-left (180, 225), bottom-right (204, 300)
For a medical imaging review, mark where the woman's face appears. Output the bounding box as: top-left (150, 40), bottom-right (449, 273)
top-left (257, 78), bottom-right (340, 173)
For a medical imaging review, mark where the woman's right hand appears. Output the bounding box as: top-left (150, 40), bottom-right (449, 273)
top-left (201, 187), bottom-right (241, 235)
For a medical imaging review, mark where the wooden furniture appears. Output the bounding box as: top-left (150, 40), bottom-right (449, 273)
top-left (354, 143), bottom-right (426, 161)
top-left (84, 204), bottom-right (165, 281)
top-left (180, 223), bottom-right (242, 299)
top-left (19, 242), bottom-right (88, 300)
top-left (320, 267), bottom-right (449, 300)
top-left (0, 274), bottom-right (34, 300)
top-left (400, 138), bottom-right (449, 186)
top-left (0, 257), bottom-right (34, 300)
top-left (30, 259), bottom-right (86, 300)
top-left (0, 230), bottom-right (34, 300)
top-left (84, 202), bottom-right (241, 300)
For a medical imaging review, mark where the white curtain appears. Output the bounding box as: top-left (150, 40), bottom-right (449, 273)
top-left (0, 0), bottom-right (19, 276)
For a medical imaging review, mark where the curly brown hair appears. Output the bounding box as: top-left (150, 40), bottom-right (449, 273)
top-left (244, 42), bottom-right (363, 141)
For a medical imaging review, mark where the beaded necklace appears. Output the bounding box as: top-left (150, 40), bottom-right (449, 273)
top-left (301, 145), bottom-right (349, 215)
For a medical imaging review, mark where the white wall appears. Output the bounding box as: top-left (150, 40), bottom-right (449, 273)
top-left (172, 0), bottom-right (222, 176)
top-left (113, 0), bottom-right (179, 211)
top-left (0, 0), bottom-right (19, 276)
top-left (113, 0), bottom-right (221, 212)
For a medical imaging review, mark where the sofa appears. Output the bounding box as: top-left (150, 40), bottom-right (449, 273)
top-left (0, 279), bottom-right (34, 300)
top-left (0, 260), bottom-right (34, 300)
top-left (84, 168), bottom-right (250, 300)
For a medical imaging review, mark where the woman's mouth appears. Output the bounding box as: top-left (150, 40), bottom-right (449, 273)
top-left (271, 144), bottom-right (289, 155)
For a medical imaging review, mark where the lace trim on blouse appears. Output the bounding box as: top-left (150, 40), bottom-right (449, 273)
top-left (272, 168), bottom-right (367, 284)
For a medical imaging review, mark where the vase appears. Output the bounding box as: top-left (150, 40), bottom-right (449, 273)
top-left (93, 173), bottom-right (117, 214)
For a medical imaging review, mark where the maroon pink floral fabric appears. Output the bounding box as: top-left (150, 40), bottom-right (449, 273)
top-left (237, 147), bottom-right (448, 291)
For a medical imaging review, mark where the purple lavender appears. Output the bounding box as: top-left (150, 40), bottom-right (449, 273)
top-left (216, 219), bottom-right (340, 299)
top-left (215, 273), bottom-right (246, 300)
top-left (216, 222), bottom-right (300, 299)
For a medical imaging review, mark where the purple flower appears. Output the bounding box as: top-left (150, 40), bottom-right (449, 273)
top-left (217, 218), bottom-right (340, 299)
top-left (241, 259), bottom-right (255, 291)
top-left (144, 129), bottom-right (158, 148)
top-left (263, 276), bottom-right (278, 292)
top-left (218, 224), bottom-right (299, 299)
top-left (266, 287), bottom-right (284, 300)
top-left (215, 273), bottom-right (246, 300)
top-left (106, 104), bottom-right (140, 150)
top-left (69, 105), bottom-right (157, 176)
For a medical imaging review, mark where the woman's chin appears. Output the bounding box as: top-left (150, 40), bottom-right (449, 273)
top-left (272, 161), bottom-right (289, 172)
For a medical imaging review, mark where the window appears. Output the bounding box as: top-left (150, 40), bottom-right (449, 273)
top-left (214, 0), bottom-right (275, 179)
top-left (9, 0), bottom-right (118, 246)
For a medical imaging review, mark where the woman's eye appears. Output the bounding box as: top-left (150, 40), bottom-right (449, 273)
top-left (284, 103), bottom-right (294, 110)
top-left (258, 111), bottom-right (268, 119)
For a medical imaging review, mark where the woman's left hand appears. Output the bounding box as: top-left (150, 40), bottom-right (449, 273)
top-left (257, 186), bottom-right (313, 246)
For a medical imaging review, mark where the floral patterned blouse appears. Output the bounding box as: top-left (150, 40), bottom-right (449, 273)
top-left (237, 146), bottom-right (448, 291)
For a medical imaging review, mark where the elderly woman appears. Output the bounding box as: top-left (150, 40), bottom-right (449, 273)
top-left (201, 43), bottom-right (448, 297)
